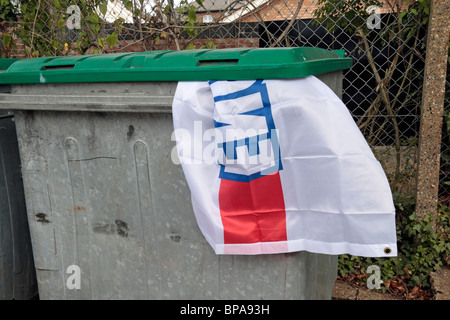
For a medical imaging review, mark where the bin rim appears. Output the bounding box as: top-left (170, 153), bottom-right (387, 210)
top-left (0, 47), bottom-right (352, 84)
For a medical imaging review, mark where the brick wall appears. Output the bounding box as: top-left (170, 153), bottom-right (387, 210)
top-left (231, 0), bottom-right (407, 23)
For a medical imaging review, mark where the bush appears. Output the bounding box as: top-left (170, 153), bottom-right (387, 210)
top-left (338, 198), bottom-right (450, 291)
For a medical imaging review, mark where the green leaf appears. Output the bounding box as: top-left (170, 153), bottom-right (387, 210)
top-left (398, 9), bottom-right (407, 22)
top-left (98, 37), bottom-right (105, 48)
top-left (51, 39), bottom-right (60, 50)
top-left (99, 2), bottom-right (108, 16)
top-left (92, 23), bottom-right (101, 35)
top-left (106, 32), bottom-right (118, 48)
top-left (89, 13), bottom-right (100, 23)
top-left (54, 0), bottom-right (62, 10)
top-left (205, 40), bottom-right (216, 49)
top-left (2, 33), bottom-right (11, 47)
top-left (57, 18), bottom-right (65, 28)
top-left (188, 8), bottom-right (196, 21)
top-left (123, 0), bottom-right (132, 11)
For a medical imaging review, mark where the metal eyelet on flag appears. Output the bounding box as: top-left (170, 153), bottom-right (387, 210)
top-left (384, 247), bottom-right (392, 255)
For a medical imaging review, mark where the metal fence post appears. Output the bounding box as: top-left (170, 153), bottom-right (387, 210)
top-left (415, 0), bottom-right (450, 218)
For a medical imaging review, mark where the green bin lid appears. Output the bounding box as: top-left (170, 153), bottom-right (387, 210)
top-left (0, 47), bottom-right (352, 84)
top-left (0, 59), bottom-right (20, 71)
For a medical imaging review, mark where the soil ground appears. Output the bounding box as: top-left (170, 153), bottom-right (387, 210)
top-left (332, 265), bottom-right (450, 300)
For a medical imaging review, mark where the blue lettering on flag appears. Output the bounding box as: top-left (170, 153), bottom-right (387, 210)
top-left (211, 80), bottom-right (282, 182)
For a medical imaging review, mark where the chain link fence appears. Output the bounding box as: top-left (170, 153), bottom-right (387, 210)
top-left (0, 0), bottom-right (449, 207)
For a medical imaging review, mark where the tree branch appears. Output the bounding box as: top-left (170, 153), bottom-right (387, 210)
top-left (270, 0), bottom-right (304, 47)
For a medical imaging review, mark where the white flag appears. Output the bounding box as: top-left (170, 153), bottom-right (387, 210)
top-left (172, 76), bottom-right (397, 257)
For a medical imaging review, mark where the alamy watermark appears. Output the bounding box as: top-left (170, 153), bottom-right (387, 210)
top-left (366, 5), bottom-right (381, 30)
top-left (171, 121), bottom-right (281, 170)
top-left (66, 5), bottom-right (81, 30)
top-left (367, 265), bottom-right (383, 289)
top-left (66, 264), bottom-right (81, 290)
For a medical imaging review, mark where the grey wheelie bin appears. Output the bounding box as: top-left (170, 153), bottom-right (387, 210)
top-left (0, 59), bottom-right (38, 300)
top-left (0, 48), bottom-right (352, 300)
